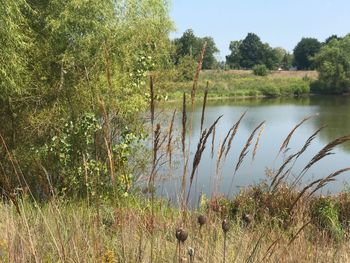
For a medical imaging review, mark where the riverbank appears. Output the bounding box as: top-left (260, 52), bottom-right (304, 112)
top-left (161, 70), bottom-right (318, 100)
top-left (1, 183), bottom-right (350, 262)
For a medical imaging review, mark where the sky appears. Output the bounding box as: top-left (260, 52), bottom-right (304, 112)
top-left (170, 0), bottom-right (350, 60)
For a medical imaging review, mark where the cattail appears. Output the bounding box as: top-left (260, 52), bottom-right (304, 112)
top-left (197, 215), bottom-right (207, 227)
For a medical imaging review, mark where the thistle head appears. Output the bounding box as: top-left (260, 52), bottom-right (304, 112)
top-left (222, 219), bottom-right (230, 233)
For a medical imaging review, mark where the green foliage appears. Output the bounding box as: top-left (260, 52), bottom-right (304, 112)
top-left (238, 33), bottom-right (265, 69)
top-left (176, 55), bottom-right (197, 81)
top-left (226, 40), bottom-right (242, 69)
top-left (173, 29), bottom-right (219, 70)
top-left (0, 0), bottom-right (173, 199)
top-left (313, 34), bottom-right (350, 94)
top-left (226, 33), bottom-right (284, 70)
top-left (311, 197), bottom-right (343, 240)
top-left (253, 64), bottom-right (269, 76)
top-left (281, 53), bottom-right (294, 70)
top-left (293, 38), bottom-right (321, 70)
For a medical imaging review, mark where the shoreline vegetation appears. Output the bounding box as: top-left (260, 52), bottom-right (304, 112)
top-left (2, 1), bottom-right (350, 262)
top-left (2, 188), bottom-right (350, 262)
top-left (161, 70), bottom-right (318, 101)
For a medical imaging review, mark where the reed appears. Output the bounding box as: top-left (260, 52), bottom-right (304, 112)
top-left (200, 81), bottom-right (209, 134)
top-left (166, 109), bottom-right (176, 166)
top-left (277, 116), bottom-right (313, 158)
top-left (252, 123), bottom-right (265, 162)
top-left (292, 134), bottom-right (350, 188)
top-left (229, 121), bottom-right (265, 194)
top-left (186, 116), bottom-right (223, 204)
top-left (225, 111), bottom-right (247, 158)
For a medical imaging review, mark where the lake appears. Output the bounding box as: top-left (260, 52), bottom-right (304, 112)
top-left (156, 95), bottom-right (350, 205)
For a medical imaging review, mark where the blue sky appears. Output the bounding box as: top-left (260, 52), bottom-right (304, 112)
top-left (170, 0), bottom-right (350, 60)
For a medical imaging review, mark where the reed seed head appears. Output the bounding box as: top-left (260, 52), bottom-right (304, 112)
top-left (197, 215), bottom-right (206, 227)
top-left (222, 219), bottom-right (230, 233)
top-left (176, 228), bottom-right (188, 243)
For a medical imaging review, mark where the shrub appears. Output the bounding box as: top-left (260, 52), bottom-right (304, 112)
top-left (311, 197), bottom-right (343, 240)
top-left (253, 64), bottom-right (269, 76)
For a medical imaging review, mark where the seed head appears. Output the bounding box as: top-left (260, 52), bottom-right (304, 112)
top-left (188, 247), bottom-right (194, 257)
top-left (222, 219), bottom-right (230, 233)
top-left (197, 215), bottom-right (206, 227)
top-left (176, 228), bottom-right (188, 243)
top-left (242, 213), bottom-right (252, 226)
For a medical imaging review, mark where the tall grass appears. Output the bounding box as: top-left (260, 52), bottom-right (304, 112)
top-left (2, 55), bottom-right (350, 263)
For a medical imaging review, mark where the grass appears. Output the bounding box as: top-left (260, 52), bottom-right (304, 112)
top-left (1, 53), bottom-right (348, 262)
top-left (161, 70), bottom-right (317, 100)
top-left (2, 188), bottom-right (350, 262)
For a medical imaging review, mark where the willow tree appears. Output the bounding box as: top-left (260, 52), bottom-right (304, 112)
top-left (0, 0), bottom-right (174, 197)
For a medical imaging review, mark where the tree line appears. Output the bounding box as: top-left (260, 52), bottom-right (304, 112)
top-left (173, 30), bottom-right (350, 93)
top-left (173, 30), bottom-right (346, 71)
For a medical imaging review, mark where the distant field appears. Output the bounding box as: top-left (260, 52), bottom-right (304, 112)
top-left (161, 70), bottom-right (317, 100)
top-left (203, 70), bottom-right (318, 79)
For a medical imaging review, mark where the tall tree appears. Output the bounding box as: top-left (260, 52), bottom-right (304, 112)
top-left (313, 34), bottom-right (350, 94)
top-left (226, 40), bottom-right (242, 69)
top-left (293, 38), bottom-right (321, 70)
top-left (173, 29), bottom-right (219, 69)
top-left (238, 33), bottom-right (265, 68)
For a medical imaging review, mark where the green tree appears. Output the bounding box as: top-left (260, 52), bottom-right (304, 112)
top-left (173, 29), bottom-right (219, 69)
top-left (281, 52), bottom-right (294, 70)
top-left (226, 33), bottom-right (280, 70)
top-left (324, 35), bottom-right (342, 45)
top-left (226, 40), bottom-right (242, 69)
top-left (0, 0), bottom-right (174, 198)
top-left (313, 34), bottom-right (350, 94)
top-left (238, 33), bottom-right (265, 69)
top-left (293, 37), bottom-right (321, 70)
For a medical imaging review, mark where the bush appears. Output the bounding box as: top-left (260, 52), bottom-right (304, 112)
top-left (311, 197), bottom-right (343, 240)
top-left (177, 55), bottom-right (197, 81)
top-left (253, 64), bottom-right (269, 76)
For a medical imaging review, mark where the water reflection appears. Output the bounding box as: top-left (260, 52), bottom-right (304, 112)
top-left (158, 96), bottom-right (350, 204)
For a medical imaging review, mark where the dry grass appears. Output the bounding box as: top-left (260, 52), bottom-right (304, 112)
top-left (1, 195), bottom-right (350, 263)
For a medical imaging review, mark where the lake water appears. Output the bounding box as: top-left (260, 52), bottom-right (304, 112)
top-left (156, 96), bottom-right (350, 205)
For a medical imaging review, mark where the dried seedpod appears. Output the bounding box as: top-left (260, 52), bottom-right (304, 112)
top-left (242, 213), bottom-right (252, 226)
top-left (222, 219), bottom-right (230, 233)
top-left (197, 215), bottom-right (207, 227)
top-left (176, 228), bottom-right (188, 243)
top-left (188, 246), bottom-right (195, 263)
